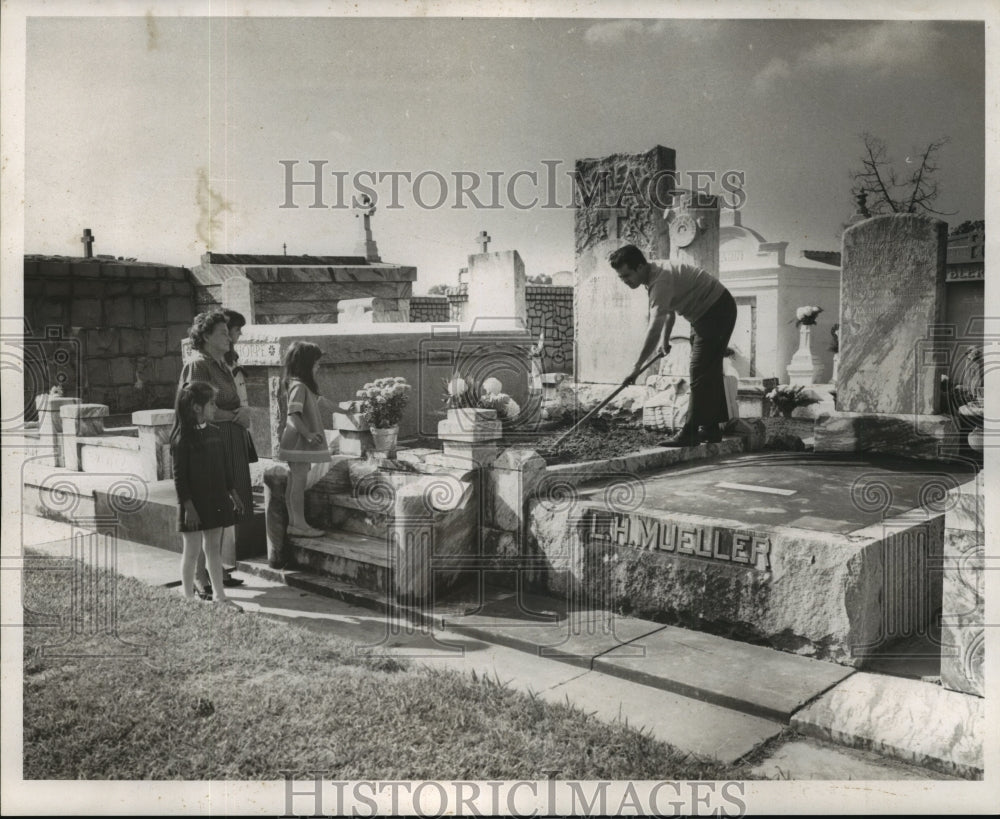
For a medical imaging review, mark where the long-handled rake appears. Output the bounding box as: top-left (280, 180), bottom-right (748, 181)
top-left (551, 352), bottom-right (666, 449)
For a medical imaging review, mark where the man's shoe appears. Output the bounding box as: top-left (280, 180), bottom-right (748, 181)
top-left (222, 571), bottom-right (244, 587)
top-left (658, 428), bottom-right (700, 448)
top-left (194, 583), bottom-right (213, 601)
top-left (700, 425), bottom-right (723, 443)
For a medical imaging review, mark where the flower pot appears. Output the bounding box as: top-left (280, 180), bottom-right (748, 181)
top-left (371, 425), bottom-right (398, 456)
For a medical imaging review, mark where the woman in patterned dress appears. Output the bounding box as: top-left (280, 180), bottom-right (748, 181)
top-left (179, 310), bottom-right (254, 597)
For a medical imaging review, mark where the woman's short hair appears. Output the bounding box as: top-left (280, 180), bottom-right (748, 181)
top-left (187, 310), bottom-right (229, 352)
top-left (608, 244), bottom-right (647, 271)
top-left (223, 309), bottom-right (247, 330)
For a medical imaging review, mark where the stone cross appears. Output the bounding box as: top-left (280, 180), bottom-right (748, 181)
top-left (354, 194), bottom-right (381, 262)
top-left (80, 228), bottom-right (95, 258)
top-left (476, 230), bottom-right (491, 253)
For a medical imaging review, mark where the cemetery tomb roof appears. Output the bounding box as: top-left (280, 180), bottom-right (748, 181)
top-left (801, 250), bottom-right (841, 267)
top-left (204, 253), bottom-right (369, 266)
top-left (25, 253), bottom-right (173, 266)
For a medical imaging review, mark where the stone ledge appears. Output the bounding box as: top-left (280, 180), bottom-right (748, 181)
top-left (542, 437), bottom-right (743, 486)
top-left (791, 672), bottom-right (984, 779)
top-left (814, 411), bottom-right (959, 459)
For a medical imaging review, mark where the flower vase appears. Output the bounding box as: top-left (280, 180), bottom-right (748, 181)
top-left (787, 324), bottom-right (821, 386)
top-left (371, 425), bottom-right (398, 456)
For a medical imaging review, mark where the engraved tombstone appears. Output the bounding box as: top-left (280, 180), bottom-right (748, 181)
top-left (574, 146), bottom-right (676, 383)
top-left (838, 214), bottom-right (947, 414)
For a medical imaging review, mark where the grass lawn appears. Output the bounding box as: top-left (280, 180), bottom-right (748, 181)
top-left (21, 551), bottom-right (760, 780)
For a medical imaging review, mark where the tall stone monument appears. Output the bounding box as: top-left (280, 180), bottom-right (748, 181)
top-left (815, 214), bottom-right (958, 457)
top-left (465, 240), bottom-right (526, 331)
top-left (574, 146), bottom-right (676, 383)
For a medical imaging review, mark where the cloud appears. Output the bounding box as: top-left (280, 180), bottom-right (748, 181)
top-left (751, 22), bottom-right (946, 92)
top-left (801, 22), bottom-right (945, 72)
top-left (752, 57), bottom-right (791, 94)
top-left (584, 20), bottom-right (645, 45)
top-left (584, 18), bottom-right (721, 46)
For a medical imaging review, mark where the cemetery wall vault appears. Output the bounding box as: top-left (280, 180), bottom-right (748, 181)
top-left (23, 255), bottom-right (195, 418)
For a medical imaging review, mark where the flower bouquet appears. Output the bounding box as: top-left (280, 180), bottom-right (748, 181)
top-left (766, 384), bottom-right (819, 418)
top-left (795, 306), bottom-right (823, 327)
top-left (478, 377), bottom-right (521, 422)
top-left (357, 377), bottom-right (411, 430)
top-left (444, 371), bottom-right (476, 410)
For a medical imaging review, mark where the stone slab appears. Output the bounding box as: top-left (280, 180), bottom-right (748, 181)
top-left (59, 403), bottom-right (109, 420)
top-left (440, 597), bottom-right (666, 669)
top-left (838, 214), bottom-right (947, 415)
top-left (813, 411), bottom-right (959, 459)
top-left (530, 452), bottom-right (962, 664)
top-left (438, 417), bottom-right (502, 442)
top-left (791, 672), bottom-right (984, 778)
top-left (944, 475), bottom-right (984, 533)
top-left (593, 625), bottom-right (854, 721)
top-left (603, 451), bottom-right (972, 535)
top-left (940, 528), bottom-right (984, 697)
top-left (436, 442), bottom-right (499, 468)
top-left (132, 409), bottom-right (175, 426)
top-left (538, 670), bottom-right (782, 765)
top-left (748, 738), bottom-right (959, 780)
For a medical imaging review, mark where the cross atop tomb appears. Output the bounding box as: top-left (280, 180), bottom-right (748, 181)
top-left (476, 230), bottom-right (491, 253)
top-left (354, 194), bottom-right (381, 262)
top-left (80, 228), bottom-right (95, 258)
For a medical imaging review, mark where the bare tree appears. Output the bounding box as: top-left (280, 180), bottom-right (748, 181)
top-left (850, 132), bottom-right (955, 216)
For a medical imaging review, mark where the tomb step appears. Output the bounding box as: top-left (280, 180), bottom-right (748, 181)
top-left (22, 466), bottom-right (99, 523)
top-left (21, 464), bottom-right (266, 558)
top-left (287, 529), bottom-right (394, 594)
top-left (305, 491), bottom-right (391, 539)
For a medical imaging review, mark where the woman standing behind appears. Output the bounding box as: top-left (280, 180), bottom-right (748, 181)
top-left (222, 308), bottom-right (258, 466)
top-left (179, 310), bottom-right (254, 596)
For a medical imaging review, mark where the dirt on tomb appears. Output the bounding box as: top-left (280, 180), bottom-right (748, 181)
top-left (504, 419), bottom-right (664, 465)
top-left (402, 419), bottom-right (665, 466)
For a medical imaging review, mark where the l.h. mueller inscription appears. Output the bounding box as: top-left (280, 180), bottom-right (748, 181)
top-left (590, 512), bottom-right (772, 571)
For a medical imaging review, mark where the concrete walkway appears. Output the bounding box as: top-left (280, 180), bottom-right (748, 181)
top-left (16, 515), bottom-right (975, 779)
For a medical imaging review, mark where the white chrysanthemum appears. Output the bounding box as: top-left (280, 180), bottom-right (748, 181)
top-left (447, 375), bottom-right (468, 396)
top-left (504, 398), bottom-right (520, 419)
top-left (482, 377), bottom-right (503, 395)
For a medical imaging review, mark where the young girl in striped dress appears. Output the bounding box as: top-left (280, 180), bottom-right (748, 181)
top-left (171, 380), bottom-right (245, 610)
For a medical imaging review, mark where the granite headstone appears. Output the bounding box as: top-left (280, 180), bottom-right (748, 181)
top-left (838, 215), bottom-right (947, 414)
top-left (574, 146), bottom-right (676, 383)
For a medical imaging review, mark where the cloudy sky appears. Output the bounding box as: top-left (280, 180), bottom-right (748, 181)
top-left (16, 6), bottom-right (990, 292)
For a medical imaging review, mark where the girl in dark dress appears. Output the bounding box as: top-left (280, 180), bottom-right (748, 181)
top-left (181, 310), bottom-right (255, 596)
top-left (171, 381), bottom-right (245, 610)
